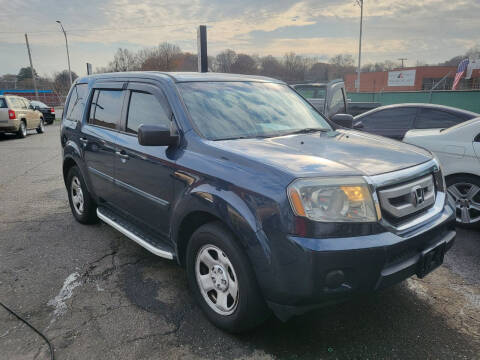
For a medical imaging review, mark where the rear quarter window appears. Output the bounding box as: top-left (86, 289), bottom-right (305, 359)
top-left (0, 98), bottom-right (6, 108)
top-left (415, 108), bottom-right (464, 129)
top-left (64, 84), bottom-right (89, 122)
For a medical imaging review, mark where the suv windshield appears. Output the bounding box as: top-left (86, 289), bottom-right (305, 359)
top-left (178, 82), bottom-right (331, 140)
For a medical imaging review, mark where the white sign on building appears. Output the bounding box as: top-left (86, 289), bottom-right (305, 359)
top-left (388, 70), bottom-right (416, 87)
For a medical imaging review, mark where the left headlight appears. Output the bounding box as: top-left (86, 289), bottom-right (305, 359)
top-left (287, 177), bottom-right (379, 222)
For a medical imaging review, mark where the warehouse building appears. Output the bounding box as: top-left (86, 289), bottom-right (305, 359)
top-left (344, 66), bottom-right (480, 92)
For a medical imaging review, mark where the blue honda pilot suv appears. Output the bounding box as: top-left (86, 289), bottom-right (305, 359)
top-left (61, 72), bottom-right (455, 332)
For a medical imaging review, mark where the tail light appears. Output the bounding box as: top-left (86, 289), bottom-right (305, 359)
top-left (8, 109), bottom-right (15, 120)
top-left (50, 107), bottom-right (55, 114)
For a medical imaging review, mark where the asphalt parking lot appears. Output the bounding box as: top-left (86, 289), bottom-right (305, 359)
top-left (0, 123), bottom-right (479, 360)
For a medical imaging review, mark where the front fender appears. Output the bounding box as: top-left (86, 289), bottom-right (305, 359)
top-left (171, 182), bottom-right (274, 291)
top-left (63, 140), bottom-right (94, 197)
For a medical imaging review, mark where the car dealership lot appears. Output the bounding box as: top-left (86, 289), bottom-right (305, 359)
top-left (0, 124), bottom-right (479, 359)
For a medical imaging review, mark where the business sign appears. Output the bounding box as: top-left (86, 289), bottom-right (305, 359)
top-left (388, 70), bottom-right (416, 87)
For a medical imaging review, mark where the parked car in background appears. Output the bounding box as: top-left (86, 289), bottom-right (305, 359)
top-left (292, 81), bottom-right (380, 118)
top-left (0, 95), bottom-right (45, 138)
top-left (404, 118), bottom-right (480, 228)
top-left (353, 103), bottom-right (479, 140)
top-left (31, 100), bottom-right (56, 124)
top-left (62, 72), bottom-right (455, 332)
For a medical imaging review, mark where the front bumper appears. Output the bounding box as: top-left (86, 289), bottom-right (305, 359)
top-left (259, 202), bottom-right (456, 320)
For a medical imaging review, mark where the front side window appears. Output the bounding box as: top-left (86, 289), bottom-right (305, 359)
top-left (65, 84), bottom-right (88, 122)
top-left (178, 82), bottom-right (331, 140)
top-left (89, 90), bottom-right (124, 130)
top-left (361, 108), bottom-right (417, 129)
top-left (126, 91), bottom-right (170, 134)
top-left (415, 108), bottom-right (463, 129)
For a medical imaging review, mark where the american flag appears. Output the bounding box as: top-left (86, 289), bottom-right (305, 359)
top-left (452, 59), bottom-right (469, 90)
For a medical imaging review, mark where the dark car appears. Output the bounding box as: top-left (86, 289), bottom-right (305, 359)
top-left (31, 100), bottom-right (56, 124)
top-left (353, 103), bottom-right (479, 140)
top-left (61, 72), bottom-right (455, 332)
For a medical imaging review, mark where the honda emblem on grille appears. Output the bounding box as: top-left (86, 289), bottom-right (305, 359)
top-left (411, 186), bottom-right (425, 207)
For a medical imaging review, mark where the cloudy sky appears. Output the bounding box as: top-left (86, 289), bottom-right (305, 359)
top-left (0, 0), bottom-right (478, 77)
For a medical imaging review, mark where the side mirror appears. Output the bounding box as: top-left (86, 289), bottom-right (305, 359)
top-left (331, 114), bottom-right (354, 129)
top-left (138, 125), bottom-right (178, 146)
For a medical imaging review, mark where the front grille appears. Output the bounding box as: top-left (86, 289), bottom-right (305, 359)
top-left (378, 174), bottom-right (436, 226)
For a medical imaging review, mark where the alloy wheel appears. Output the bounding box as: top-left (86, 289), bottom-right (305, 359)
top-left (71, 176), bottom-right (84, 215)
top-left (195, 244), bottom-right (239, 315)
top-left (447, 182), bottom-right (480, 224)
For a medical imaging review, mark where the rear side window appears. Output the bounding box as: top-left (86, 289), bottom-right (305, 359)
top-left (415, 108), bottom-right (464, 129)
top-left (89, 90), bottom-right (124, 130)
top-left (0, 99), bottom-right (6, 108)
top-left (65, 84), bottom-right (89, 122)
top-left (126, 91), bottom-right (170, 134)
top-left (11, 98), bottom-right (27, 109)
top-left (361, 108), bottom-right (417, 129)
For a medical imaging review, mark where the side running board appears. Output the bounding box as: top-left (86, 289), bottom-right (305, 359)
top-left (97, 207), bottom-right (174, 260)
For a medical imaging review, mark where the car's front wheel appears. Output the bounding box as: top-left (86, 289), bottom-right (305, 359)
top-left (186, 222), bottom-right (269, 332)
top-left (447, 174), bottom-right (480, 228)
top-left (36, 119), bottom-right (45, 134)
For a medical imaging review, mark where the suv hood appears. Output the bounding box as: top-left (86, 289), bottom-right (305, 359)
top-left (212, 129), bottom-right (432, 177)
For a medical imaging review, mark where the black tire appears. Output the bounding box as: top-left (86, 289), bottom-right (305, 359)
top-left (66, 166), bottom-right (98, 224)
top-left (446, 174), bottom-right (480, 229)
top-left (186, 221), bottom-right (269, 332)
top-left (17, 120), bottom-right (27, 138)
top-left (36, 119), bottom-right (45, 134)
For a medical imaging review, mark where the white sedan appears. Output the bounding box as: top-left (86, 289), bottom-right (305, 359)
top-left (404, 118), bottom-right (480, 227)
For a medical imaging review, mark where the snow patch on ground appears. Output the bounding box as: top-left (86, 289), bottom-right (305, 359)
top-left (47, 272), bottom-right (82, 319)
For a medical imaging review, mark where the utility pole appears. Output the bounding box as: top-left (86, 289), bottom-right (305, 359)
top-left (398, 58), bottom-right (407, 68)
top-left (356, 0), bottom-right (364, 93)
top-left (56, 20), bottom-right (73, 88)
top-left (24, 34), bottom-right (39, 100)
top-left (197, 25), bottom-right (208, 72)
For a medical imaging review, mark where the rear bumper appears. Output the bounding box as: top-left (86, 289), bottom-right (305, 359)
top-left (0, 119), bottom-right (20, 132)
top-left (258, 202), bottom-right (456, 319)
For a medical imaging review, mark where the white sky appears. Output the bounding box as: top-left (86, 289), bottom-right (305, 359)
top-left (0, 0), bottom-right (478, 77)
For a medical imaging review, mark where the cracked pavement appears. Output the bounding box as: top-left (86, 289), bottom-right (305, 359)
top-left (0, 123), bottom-right (479, 359)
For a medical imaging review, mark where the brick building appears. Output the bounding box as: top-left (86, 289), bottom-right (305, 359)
top-left (344, 66), bottom-right (480, 92)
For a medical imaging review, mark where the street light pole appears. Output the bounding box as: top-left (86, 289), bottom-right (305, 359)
top-left (56, 20), bottom-right (72, 88)
top-left (356, 0), bottom-right (363, 93)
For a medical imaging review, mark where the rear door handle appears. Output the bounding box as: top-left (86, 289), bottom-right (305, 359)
top-left (115, 150), bottom-right (130, 161)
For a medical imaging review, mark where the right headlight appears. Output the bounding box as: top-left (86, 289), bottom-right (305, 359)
top-left (287, 177), bottom-right (379, 222)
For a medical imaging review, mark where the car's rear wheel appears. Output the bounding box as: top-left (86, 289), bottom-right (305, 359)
top-left (186, 221), bottom-right (269, 332)
top-left (17, 120), bottom-right (27, 138)
top-left (66, 166), bottom-right (98, 224)
top-left (447, 175), bottom-right (480, 228)
top-left (36, 119), bottom-right (45, 134)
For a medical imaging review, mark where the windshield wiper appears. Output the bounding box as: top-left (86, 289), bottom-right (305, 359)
top-left (283, 128), bottom-right (330, 136)
top-left (215, 134), bottom-right (274, 141)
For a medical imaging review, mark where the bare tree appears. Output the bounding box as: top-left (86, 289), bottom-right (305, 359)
top-left (259, 56), bottom-right (285, 79)
top-left (54, 70), bottom-right (78, 95)
top-left (329, 54), bottom-right (355, 67)
top-left (231, 54), bottom-right (257, 74)
top-left (215, 49), bottom-right (238, 73)
top-left (139, 42), bottom-right (182, 71)
top-left (283, 52), bottom-right (306, 82)
top-left (108, 48), bottom-right (139, 72)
